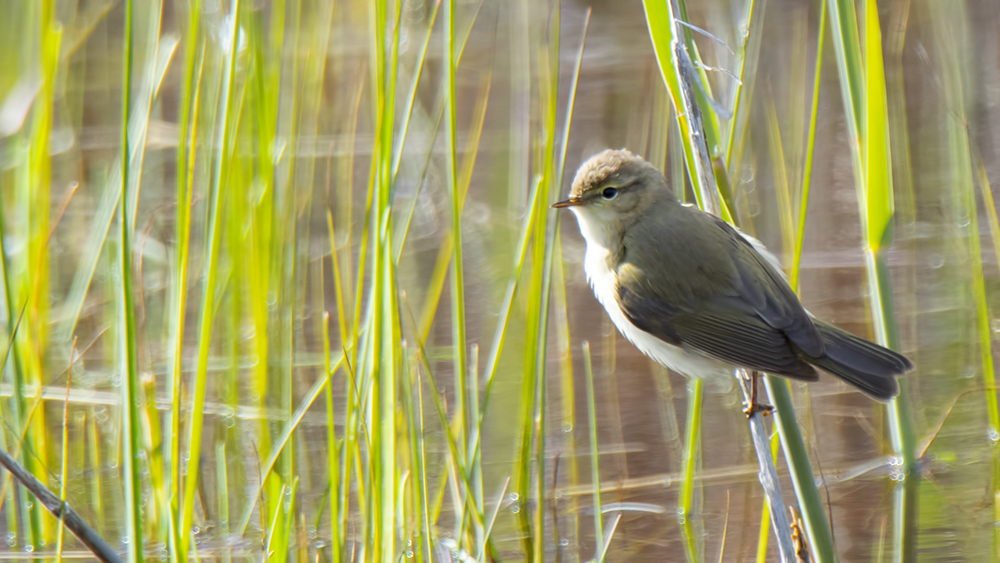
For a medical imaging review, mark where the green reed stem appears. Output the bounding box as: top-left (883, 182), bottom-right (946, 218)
top-left (119, 1), bottom-right (144, 560)
top-left (180, 2), bottom-right (242, 558)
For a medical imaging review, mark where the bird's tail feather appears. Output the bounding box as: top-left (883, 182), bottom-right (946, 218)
top-left (806, 322), bottom-right (913, 401)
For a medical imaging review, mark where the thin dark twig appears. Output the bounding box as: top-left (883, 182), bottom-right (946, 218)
top-left (0, 448), bottom-right (123, 563)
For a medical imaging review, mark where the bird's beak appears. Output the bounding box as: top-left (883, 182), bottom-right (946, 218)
top-left (551, 198), bottom-right (583, 209)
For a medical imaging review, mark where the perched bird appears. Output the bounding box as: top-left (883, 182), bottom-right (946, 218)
top-left (553, 149), bottom-right (912, 401)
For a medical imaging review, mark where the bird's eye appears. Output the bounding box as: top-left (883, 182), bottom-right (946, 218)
top-left (602, 187), bottom-right (618, 200)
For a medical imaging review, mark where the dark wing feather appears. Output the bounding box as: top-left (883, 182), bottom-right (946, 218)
top-left (615, 204), bottom-right (823, 379)
top-left (719, 219), bottom-right (825, 357)
top-left (671, 310), bottom-right (818, 380)
top-left (618, 285), bottom-right (818, 380)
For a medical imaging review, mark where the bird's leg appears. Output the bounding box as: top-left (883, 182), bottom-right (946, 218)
top-left (742, 370), bottom-right (774, 418)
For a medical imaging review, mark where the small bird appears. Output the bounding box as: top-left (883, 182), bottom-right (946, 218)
top-left (553, 149), bottom-right (912, 401)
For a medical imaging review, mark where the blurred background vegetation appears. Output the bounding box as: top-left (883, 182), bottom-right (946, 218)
top-left (0, 0), bottom-right (997, 561)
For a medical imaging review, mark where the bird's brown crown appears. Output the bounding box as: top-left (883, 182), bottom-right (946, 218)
top-left (569, 149), bottom-right (674, 201)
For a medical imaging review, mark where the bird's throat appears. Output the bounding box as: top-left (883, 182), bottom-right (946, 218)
top-left (570, 207), bottom-right (624, 263)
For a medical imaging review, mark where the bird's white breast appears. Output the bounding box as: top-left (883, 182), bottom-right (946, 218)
top-left (581, 237), bottom-right (732, 380)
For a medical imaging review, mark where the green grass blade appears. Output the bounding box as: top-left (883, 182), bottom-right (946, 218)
top-left (762, 376), bottom-right (834, 561)
top-left (391, 0), bottom-right (441, 179)
top-left (55, 344), bottom-right (74, 562)
top-left (862, 0), bottom-right (893, 254)
top-left (444, 0), bottom-right (469, 475)
top-left (826, 0), bottom-right (863, 148)
top-left (582, 342), bottom-right (603, 550)
top-left (594, 512), bottom-right (622, 563)
top-left (180, 2), bottom-right (243, 557)
top-left (168, 38), bottom-right (204, 563)
top-left (790, 5), bottom-right (825, 293)
top-left (723, 0), bottom-right (766, 191)
top-left (118, 1), bottom-right (144, 560)
top-left (236, 351), bottom-right (346, 535)
top-left (861, 2), bottom-right (918, 559)
top-left (642, 0), bottom-right (728, 220)
top-left (971, 147), bottom-right (1000, 558)
top-left (678, 379), bottom-right (702, 562)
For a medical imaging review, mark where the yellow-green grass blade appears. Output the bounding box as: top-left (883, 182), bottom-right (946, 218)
top-left (971, 146), bottom-right (1000, 557)
top-left (416, 34), bottom-right (491, 344)
top-left (121, 2), bottom-right (178, 551)
top-left (972, 148), bottom-right (1000, 432)
top-left (59, 6), bottom-right (173, 342)
top-left (214, 441), bottom-right (230, 559)
top-left (55, 342), bottom-right (74, 562)
top-left (24, 13), bottom-right (61, 544)
top-left (24, 14), bottom-right (60, 532)
top-left (391, 0), bottom-right (442, 179)
top-left (0, 139), bottom-right (37, 554)
top-left (118, 1), bottom-right (144, 560)
top-left (522, 208), bottom-right (559, 563)
top-left (393, 106), bottom-right (444, 263)
top-left (481, 476), bottom-right (510, 558)
top-left (862, 2), bottom-right (918, 560)
top-left (372, 230), bottom-right (400, 562)
top-left (678, 379), bottom-right (702, 563)
top-left (764, 95), bottom-right (795, 261)
top-left (551, 232), bottom-right (581, 550)
top-left (754, 496), bottom-right (769, 563)
top-left (235, 7), bottom-right (284, 551)
top-left (824, 1), bottom-right (917, 561)
top-left (236, 351), bottom-right (347, 535)
top-left (368, 1), bottom-right (405, 559)
top-left (862, 0), bottom-right (893, 254)
top-left (168, 17), bottom-right (205, 562)
top-left (180, 2), bottom-right (243, 557)
top-left (513, 5), bottom-right (563, 559)
top-left (594, 512), bottom-right (623, 563)
top-left (467, 338), bottom-right (485, 551)
top-left (322, 310), bottom-right (344, 563)
top-left (141, 366), bottom-right (168, 538)
top-left (463, 169), bottom-right (543, 521)
top-left (826, 0), bottom-right (863, 150)
top-left (400, 344), bottom-right (433, 563)
top-left (401, 291), bottom-right (491, 555)
top-left (263, 481), bottom-right (293, 559)
top-left (790, 5), bottom-right (825, 293)
top-left (723, 0), bottom-right (766, 194)
top-left (444, 1), bottom-right (470, 499)
top-left (550, 29), bottom-right (590, 551)
top-left (582, 342), bottom-right (603, 551)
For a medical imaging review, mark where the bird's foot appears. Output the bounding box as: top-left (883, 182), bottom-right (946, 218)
top-left (742, 370), bottom-right (773, 418)
top-left (743, 401), bottom-right (774, 418)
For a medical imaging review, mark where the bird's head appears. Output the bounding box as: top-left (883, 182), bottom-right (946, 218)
top-left (553, 149), bottom-right (675, 247)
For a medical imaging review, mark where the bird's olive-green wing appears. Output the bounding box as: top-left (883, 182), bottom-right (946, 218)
top-left (617, 284), bottom-right (819, 379)
top-left (716, 218), bottom-right (825, 357)
top-left (616, 210), bottom-right (822, 379)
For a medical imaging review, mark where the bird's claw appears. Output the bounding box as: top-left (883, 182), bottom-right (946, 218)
top-left (742, 371), bottom-right (773, 418)
top-left (743, 401), bottom-right (774, 418)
